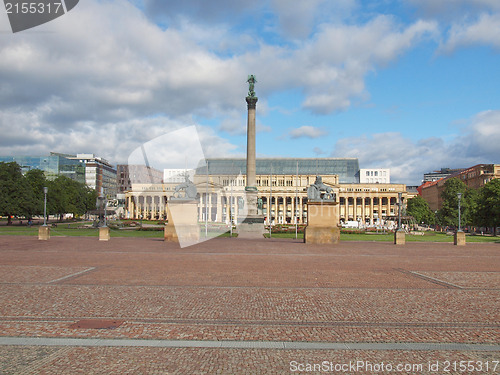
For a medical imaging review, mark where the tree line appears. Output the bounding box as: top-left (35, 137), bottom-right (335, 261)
top-left (0, 162), bottom-right (98, 225)
top-left (406, 177), bottom-right (500, 235)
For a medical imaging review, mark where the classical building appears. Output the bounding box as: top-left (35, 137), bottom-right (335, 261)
top-left (123, 158), bottom-right (407, 227)
top-left (419, 164), bottom-right (500, 211)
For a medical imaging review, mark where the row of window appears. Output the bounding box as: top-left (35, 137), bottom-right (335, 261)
top-left (365, 170), bottom-right (387, 177)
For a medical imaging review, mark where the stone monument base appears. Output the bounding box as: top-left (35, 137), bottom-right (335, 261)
top-left (237, 215), bottom-right (265, 239)
top-left (164, 200), bottom-right (200, 246)
top-left (304, 201), bottom-right (340, 244)
top-left (394, 229), bottom-right (405, 245)
top-left (454, 231), bottom-right (466, 246)
top-left (38, 226), bottom-right (50, 240)
top-left (99, 226), bottom-right (110, 241)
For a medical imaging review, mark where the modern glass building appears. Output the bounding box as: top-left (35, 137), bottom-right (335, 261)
top-left (197, 158), bottom-right (360, 183)
top-left (0, 153), bottom-right (85, 183)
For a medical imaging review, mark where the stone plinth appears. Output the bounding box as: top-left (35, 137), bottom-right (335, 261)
top-left (394, 229), bottom-right (405, 245)
top-left (454, 231), bottom-right (466, 246)
top-left (165, 200), bottom-right (200, 246)
top-left (238, 215), bottom-right (265, 239)
top-left (304, 201), bottom-right (340, 244)
top-left (99, 226), bottom-right (110, 241)
top-left (237, 190), bottom-right (265, 239)
top-left (38, 226), bottom-right (50, 240)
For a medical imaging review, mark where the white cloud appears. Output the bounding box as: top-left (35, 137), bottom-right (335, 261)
top-left (408, 0), bottom-right (500, 18)
top-left (4, 0), bottom-right (491, 169)
top-left (332, 110), bottom-right (500, 185)
top-left (293, 17), bottom-right (438, 113)
top-left (463, 110), bottom-right (500, 159)
top-left (440, 13), bottom-right (500, 52)
top-left (289, 126), bottom-right (328, 139)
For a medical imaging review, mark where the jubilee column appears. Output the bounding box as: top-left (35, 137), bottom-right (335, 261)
top-left (245, 75), bottom-right (258, 211)
top-left (238, 75), bottom-right (264, 237)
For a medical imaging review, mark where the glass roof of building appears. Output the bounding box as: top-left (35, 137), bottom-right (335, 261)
top-left (196, 158), bottom-right (360, 183)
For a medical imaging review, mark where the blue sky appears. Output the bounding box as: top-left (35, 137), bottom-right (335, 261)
top-left (0, 0), bottom-right (499, 185)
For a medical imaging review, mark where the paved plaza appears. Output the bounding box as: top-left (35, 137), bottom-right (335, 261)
top-left (0, 235), bottom-right (498, 374)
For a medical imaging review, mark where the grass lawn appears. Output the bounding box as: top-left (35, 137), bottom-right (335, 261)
top-left (0, 225), bottom-right (498, 243)
top-left (265, 231), bottom-right (500, 243)
top-left (0, 225), bottom-right (163, 238)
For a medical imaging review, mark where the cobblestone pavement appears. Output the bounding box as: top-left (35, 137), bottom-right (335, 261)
top-left (0, 236), bottom-right (498, 374)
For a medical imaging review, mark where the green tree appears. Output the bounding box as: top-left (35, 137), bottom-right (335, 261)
top-left (464, 186), bottom-right (480, 227)
top-left (47, 176), bottom-right (98, 220)
top-left (24, 169), bottom-right (48, 218)
top-left (437, 178), bottom-right (476, 228)
top-left (406, 195), bottom-right (435, 225)
top-left (47, 176), bottom-right (68, 221)
top-left (0, 162), bottom-right (35, 224)
top-left (475, 179), bottom-right (500, 236)
top-left (84, 187), bottom-right (98, 216)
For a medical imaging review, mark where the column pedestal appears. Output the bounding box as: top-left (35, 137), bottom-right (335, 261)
top-left (99, 226), bottom-right (110, 241)
top-left (304, 201), bottom-right (340, 244)
top-left (38, 226), bottom-right (50, 240)
top-left (237, 189), bottom-right (265, 239)
top-left (454, 231), bottom-right (466, 246)
top-left (394, 229), bottom-right (405, 245)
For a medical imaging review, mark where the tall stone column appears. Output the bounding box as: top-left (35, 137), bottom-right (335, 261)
top-left (246, 96), bottom-right (258, 192)
top-left (238, 75), bottom-right (265, 238)
top-left (245, 95), bottom-right (259, 216)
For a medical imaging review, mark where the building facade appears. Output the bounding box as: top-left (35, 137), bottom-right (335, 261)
top-left (117, 164), bottom-right (164, 193)
top-left (68, 154), bottom-right (117, 199)
top-left (359, 168), bottom-right (390, 184)
top-left (423, 168), bottom-right (465, 183)
top-left (420, 164), bottom-right (500, 211)
top-left (123, 158), bottom-right (406, 227)
top-left (0, 153), bottom-right (85, 183)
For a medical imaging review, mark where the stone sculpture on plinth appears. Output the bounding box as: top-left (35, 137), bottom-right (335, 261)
top-left (304, 176), bottom-right (340, 244)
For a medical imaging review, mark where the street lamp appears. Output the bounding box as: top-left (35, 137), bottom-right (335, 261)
top-left (457, 192), bottom-right (462, 232)
top-left (397, 192), bottom-right (402, 230)
top-left (43, 187), bottom-right (48, 226)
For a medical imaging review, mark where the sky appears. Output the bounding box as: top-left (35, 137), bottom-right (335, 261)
top-left (0, 0), bottom-right (499, 185)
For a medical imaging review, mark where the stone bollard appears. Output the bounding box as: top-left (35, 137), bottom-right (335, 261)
top-left (394, 229), bottom-right (405, 245)
top-left (38, 226), bottom-right (50, 240)
top-left (454, 231), bottom-right (466, 246)
top-left (99, 226), bottom-right (110, 241)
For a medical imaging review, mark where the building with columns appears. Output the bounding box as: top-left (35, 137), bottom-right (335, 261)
top-left (123, 158), bottom-right (407, 227)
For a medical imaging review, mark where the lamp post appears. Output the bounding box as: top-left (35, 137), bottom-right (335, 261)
top-left (457, 192), bottom-right (462, 232)
top-left (397, 192), bottom-right (402, 230)
top-left (43, 187), bottom-right (48, 226)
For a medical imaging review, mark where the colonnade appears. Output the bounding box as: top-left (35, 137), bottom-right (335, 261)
top-left (124, 181), bottom-right (407, 227)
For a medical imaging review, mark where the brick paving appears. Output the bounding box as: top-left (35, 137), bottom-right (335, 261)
top-left (0, 235), bottom-right (498, 374)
